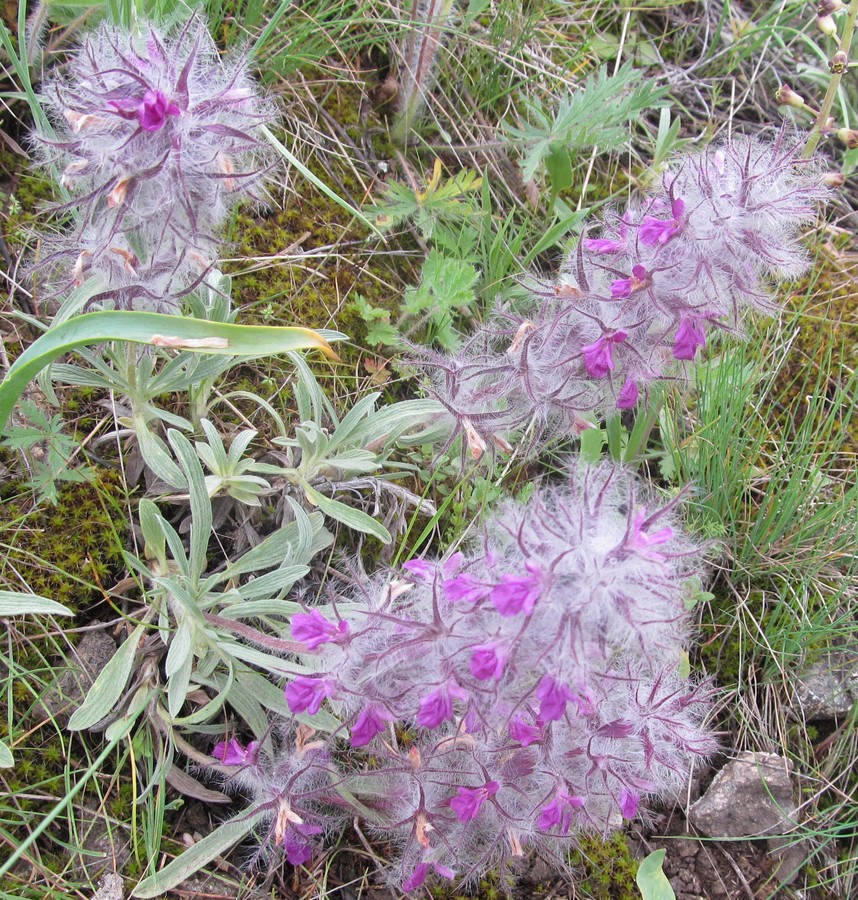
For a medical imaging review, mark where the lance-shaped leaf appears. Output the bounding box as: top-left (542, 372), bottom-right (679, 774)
top-left (0, 311), bottom-right (341, 433)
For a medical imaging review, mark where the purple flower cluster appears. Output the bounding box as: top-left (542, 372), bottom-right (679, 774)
top-left (414, 135), bottom-right (826, 458)
top-left (233, 464), bottom-right (716, 889)
top-left (33, 17), bottom-right (275, 311)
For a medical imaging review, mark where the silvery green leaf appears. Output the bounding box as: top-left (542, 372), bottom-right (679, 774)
top-left (304, 485), bottom-right (391, 543)
top-left (138, 498), bottom-right (167, 569)
top-left (0, 738), bottom-right (13, 768)
top-left (230, 565), bottom-right (309, 601)
top-left (223, 510), bottom-right (329, 577)
top-left (0, 592), bottom-right (74, 617)
top-left (167, 429), bottom-right (212, 581)
top-left (68, 624), bottom-right (143, 731)
top-left (132, 807), bottom-right (266, 898)
top-left (167, 647), bottom-right (193, 719)
top-left (217, 598), bottom-right (303, 619)
top-left (136, 425), bottom-right (186, 489)
top-left (165, 618), bottom-right (194, 678)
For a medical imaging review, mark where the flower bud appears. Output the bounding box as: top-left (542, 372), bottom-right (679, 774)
top-left (829, 50), bottom-right (848, 73)
top-left (107, 176), bottom-right (131, 208)
top-left (837, 127), bottom-right (858, 148)
top-left (816, 14), bottom-right (838, 38)
top-left (775, 84), bottom-right (805, 109)
top-left (818, 0), bottom-right (843, 14)
top-left (822, 171), bottom-right (846, 187)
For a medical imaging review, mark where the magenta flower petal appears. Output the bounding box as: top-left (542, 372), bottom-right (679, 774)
top-left (291, 608), bottom-right (347, 650)
top-left (617, 377), bottom-right (639, 409)
top-left (509, 716), bottom-right (542, 746)
top-left (283, 823), bottom-right (323, 866)
top-left (416, 685), bottom-right (457, 728)
top-left (212, 737), bottom-right (258, 765)
top-left (672, 317), bottom-right (707, 360)
top-left (619, 787), bottom-right (640, 819)
top-left (490, 562), bottom-right (541, 616)
top-left (469, 642), bottom-right (509, 680)
top-left (285, 676), bottom-right (336, 715)
top-left (582, 332), bottom-right (627, 378)
top-left (442, 572), bottom-right (492, 604)
top-left (449, 781), bottom-right (499, 822)
top-left (402, 862), bottom-right (430, 892)
top-left (536, 674), bottom-right (568, 722)
top-left (403, 558), bottom-right (435, 580)
top-left (350, 706), bottom-right (391, 747)
top-left (625, 508), bottom-right (674, 560)
top-left (584, 237), bottom-right (625, 254)
top-left (137, 89), bottom-right (180, 131)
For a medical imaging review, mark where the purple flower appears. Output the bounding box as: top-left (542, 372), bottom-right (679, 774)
top-left (137, 89), bottom-right (180, 131)
top-left (581, 330), bottom-right (628, 378)
top-left (350, 706), bottom-right (391, 747)
top-left (490, 560), bottom-right (542, 616)
top-left (469, 642), bottom-right (509, 680)
top-left (291, 609), bottom-right (349, 650)
top-left (626, 508), bottom-right (674, 559)
top-left (537, 791), bottom-right (585, 835)
top-left (443, 572), bottom-right (492, 604)
top-left (619, 787), bottom-right (640, 820)
top-left (403, 558), bottom-right (435, 580)
top-left (672, 317), bottom-right (707, 360)
top-left (584, 236), bottom-right (625, 254)
top-left (536, 674), bottom-right (568, 722)
top-left (583, 211), bottom-right (631, 254)
top-left (285, 676), bottom-right (336, 716)
top-left (405, 551), bottom-right (466, 582)
top-left (449, 781), bottom-right (500, 822)
top-left (639, 197), bottom-right (685, 245)
top-left (417, 683), bottom-right (468, 729)
top-left (617, 377), bottom-right (639, 409)
top-left (402, 861), bottom-right (456, 892)
top-left (283, 822), bottom-right (323, 866)
top-left (610, 264), bottom-right (648, 299)
top-left (34, 19), bottom-right (275, 309)
top-left (508, 716), bottom-right (542, 746)
top-left (212, 737), bottom-right (258, 766)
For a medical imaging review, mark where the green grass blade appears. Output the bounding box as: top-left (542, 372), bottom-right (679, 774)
top-left (0, 311), bottom-right (340, 433)
top-left (260, 126), bottom-right (381, 235)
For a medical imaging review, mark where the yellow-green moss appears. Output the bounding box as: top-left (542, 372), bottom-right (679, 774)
top-left (0, 468), bottom-right (128, 613)
top-left (569, 832), bottom-right (640, 900)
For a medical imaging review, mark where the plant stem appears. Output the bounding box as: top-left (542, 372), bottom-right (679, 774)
top-left (804, 1), bottom-right (858, 157)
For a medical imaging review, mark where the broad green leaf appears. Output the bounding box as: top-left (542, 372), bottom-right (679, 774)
top-left (0, 592), bottom-right (74, 617)
top-left (0, 310), bottom-right (339, 434)
top-left (68, 624), bottom-right (143, 731)
top-left (636, 849), bottom-right (676, 900)
top-left (304, 485), bottom-right (392, 543)
top-left (132, 808), bottom-right (266, 898)
top-left (545, 143), bottom-right (573, 192)
top-left (0, 738), bottom-right (13, 768)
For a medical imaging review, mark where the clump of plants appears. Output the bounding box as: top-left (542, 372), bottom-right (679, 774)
top-left (32, 16), bottom-right (275, 312)
top-left (230, 463), bottom-right (716, 891)
top-left (1, 5), bottom-right (847, 900)
top-left (412, 135), bottom-right (826, 459)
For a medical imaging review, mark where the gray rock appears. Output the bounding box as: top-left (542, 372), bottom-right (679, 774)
top-left (688, 751), bottom-right (797, 838)
top-left (41, 630), bottom-right (118, 726)
top-left (91, 873), bottom-right (124, 900)
top-left (791, 655), bottom-right (856, 721)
